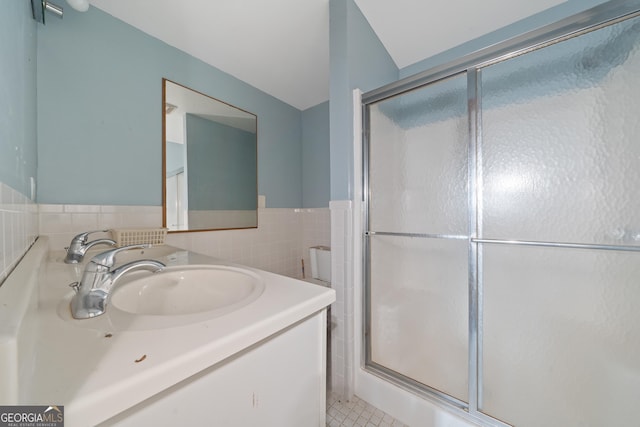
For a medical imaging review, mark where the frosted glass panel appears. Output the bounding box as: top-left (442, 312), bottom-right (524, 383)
top-left (368, 74), bottom-right (468, 235)
top-left (369, 235), bottom-right (468, 401)
top-left (482, 16), bottom-right (640, 245)
top-left (481, 244), bottom-right (640, 426)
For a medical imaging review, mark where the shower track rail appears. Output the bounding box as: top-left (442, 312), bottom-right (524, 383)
top-left (365, 232), bottom-right (640, 253)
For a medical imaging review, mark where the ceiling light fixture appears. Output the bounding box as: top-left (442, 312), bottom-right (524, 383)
top-left (31, 0), bottom-right (89, 24)
top-left (165, 103), bottom-right (178, 114)
top-left (66, 0), bottom-right (89, 12)
top-left (31, 0), bottom-right (62, 23)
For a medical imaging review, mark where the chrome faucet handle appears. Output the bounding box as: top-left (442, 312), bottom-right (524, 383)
top-left (64, 230), bottom-right (116, 264)
top-left (90, 244), bottom-right (152, 268)
top-left (68, 229), bottom-right (111, 245)
top-left (70, 256), bottom-right (164, 319)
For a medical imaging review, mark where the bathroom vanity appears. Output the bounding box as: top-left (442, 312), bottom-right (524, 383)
top-left (0, 237), bottom-right (335, 426)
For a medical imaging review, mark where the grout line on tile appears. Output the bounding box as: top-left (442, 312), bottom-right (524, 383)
top-left (326, 392), bottom-right (408, 427)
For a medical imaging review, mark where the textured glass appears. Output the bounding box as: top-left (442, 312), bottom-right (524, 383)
top-left (369, 235), bottom-right (468, 401)
top-left (481, 244), bottom-right (640, 426)
top-left (482, 17), bottom-right (640, 245)
top-left (368, 74), bottom-right (468, 235)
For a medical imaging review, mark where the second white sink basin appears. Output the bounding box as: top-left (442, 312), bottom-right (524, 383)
top-left (111, 265), bottom-right (264, 316)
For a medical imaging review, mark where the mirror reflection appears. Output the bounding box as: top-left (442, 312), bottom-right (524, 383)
top-left (163, 79), bottom-right (258, 232)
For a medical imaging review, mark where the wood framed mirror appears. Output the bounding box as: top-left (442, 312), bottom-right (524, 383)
top-left (162, 79), bottom-right (258, 232)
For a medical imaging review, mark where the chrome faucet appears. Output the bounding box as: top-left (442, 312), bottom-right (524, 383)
top-left (69, 244), bottom-right (165, 319)
top-left (64, 230), bottom-right (116, 264)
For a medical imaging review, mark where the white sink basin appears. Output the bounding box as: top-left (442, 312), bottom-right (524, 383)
top-left (111, 265), bottom-right (265, 316)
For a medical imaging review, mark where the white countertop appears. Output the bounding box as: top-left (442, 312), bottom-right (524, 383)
top-left (20, 241), bottom-right (335, 426)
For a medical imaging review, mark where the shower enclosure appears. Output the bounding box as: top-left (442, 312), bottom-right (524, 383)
top-left (361, 2), bottom-right (640, 426)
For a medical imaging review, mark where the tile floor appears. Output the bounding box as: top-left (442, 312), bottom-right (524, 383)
top-left (326, 392), bottom-right (409, 427)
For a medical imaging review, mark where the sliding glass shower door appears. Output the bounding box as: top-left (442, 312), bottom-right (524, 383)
top-left (366, 74), bottom-right (470, 404)
top-left (479, 14), bottom-right (640, 426)
top-left (363, 4), bottom-right (640, 426)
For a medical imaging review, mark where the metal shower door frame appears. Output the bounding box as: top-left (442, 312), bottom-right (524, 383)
top-left (361, 2), bottom-right (640, 426)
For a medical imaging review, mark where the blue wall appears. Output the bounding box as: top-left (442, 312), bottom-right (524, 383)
top-left (329, 0), bottom-right (398, 202)
top-left (185, 114), bottom-right (257, 210)
top-left (0, 0), bottom-right (37, 198)
top-left (302, 101), bottom-right (330, 208)
top-left (36, 6), bottom-right (302, 208)
top-left (32, 1), bottom-right (605, 209)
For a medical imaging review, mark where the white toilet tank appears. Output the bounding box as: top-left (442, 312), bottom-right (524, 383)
top-left (309, 246), bottom-right (331, 284)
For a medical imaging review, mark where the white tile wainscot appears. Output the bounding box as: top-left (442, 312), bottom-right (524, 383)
top-left (0, 182), bottom-right (38, 284)
top-left (0, 237), bottom-right (335, 426)
top-left (39, 205), bottom-right (330, 280)
top-left (330, 200), bottom-right (354, 400)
